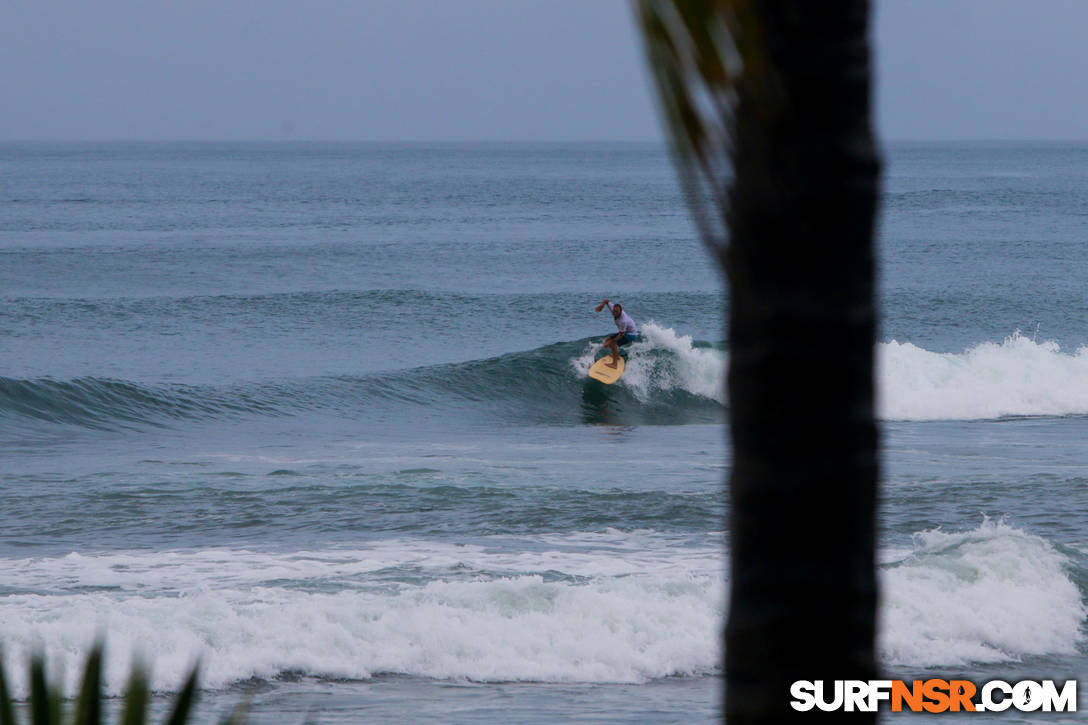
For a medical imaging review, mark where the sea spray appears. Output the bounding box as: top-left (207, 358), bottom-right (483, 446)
top-left (573, 328), bottom-right (1088, 420)
top-left (572, 322), bottom-right (725, 404)
top-left (879, 331), bottom-right (1088, 420)
top-left (574, 327), bottom-right (1088, 420)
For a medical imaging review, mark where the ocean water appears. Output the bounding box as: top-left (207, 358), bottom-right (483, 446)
top-left (1, 141), bottom-right (1085, 723)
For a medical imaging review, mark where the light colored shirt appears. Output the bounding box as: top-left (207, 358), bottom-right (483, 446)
top-left (606, 302), bottom-right (638, 335)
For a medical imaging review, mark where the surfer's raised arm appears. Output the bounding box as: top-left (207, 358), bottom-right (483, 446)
top-left (595, 298), bottom-right (610, 313)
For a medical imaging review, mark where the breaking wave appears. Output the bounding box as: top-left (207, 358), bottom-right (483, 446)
top-left (0, 323), bottom-right (726, 432)
top-left (880, 331), bottom-right (1088, 420)
top-left (880, 518), bottom-right (1087, 667)
top-left (11, 329), bottom-right (1087, 429)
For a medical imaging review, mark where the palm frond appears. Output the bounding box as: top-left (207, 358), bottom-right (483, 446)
top-left (635, 0), bottom-right (764, 257)
top-left (0, 648), bottom-right (228, 725)
top-left (161, 665), bottom-right (198, 725)
top-left (118, 664), bottom-right (149, 725)
top-left (0, 652), bottom-right (18, 725)
top-left (72, 646), bottom-right (102, 725)
top-left (28, 655), bottom-right (59, 725)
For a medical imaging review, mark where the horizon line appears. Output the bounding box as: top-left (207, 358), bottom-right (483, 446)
top-left (2, 137), bottom-right (1087, 145)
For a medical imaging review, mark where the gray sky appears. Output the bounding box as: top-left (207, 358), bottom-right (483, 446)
top-left (2, 0), bottom-right (1087, 142)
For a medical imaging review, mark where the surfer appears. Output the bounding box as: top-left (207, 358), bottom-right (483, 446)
top-left (595, 298), bottom-right (638, 369)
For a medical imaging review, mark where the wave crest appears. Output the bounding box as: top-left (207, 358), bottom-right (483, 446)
top-left (880, 331), bottom-right (1088, 420)
top-left (880, 517), bottom-right (1086, 667)
top-left (2, 326), bottom-right (727, 432)
top-left (572, 322), bottom-right (724, 404)
top-left (12, 330), bottom-right (1088, 428)
top-left (0, 535), bottom-right (724, 694)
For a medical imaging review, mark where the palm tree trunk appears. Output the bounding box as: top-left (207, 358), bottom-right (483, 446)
top-left (723, 1), bottom-right (881, 721)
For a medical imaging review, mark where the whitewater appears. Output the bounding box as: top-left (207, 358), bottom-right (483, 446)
top-left (2, 519), bottom-right (1080, 700)
top-left (584, 324), bottom-right (1088, 421)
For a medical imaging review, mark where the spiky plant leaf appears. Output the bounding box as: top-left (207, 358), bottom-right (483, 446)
top-left (72, 645), bottom-right (103, 725)
top-left (0, 652), bottom-right (17, 725)
top-left (636, 0), bottom-right (749, 255)
top-left (0, 649), bottom-right (224, 725)
top-left (118, 665), bottom-right (149, 725)
top-left (28, 655), bottom-right (59, 725)
top-left (161, 666), bottom-right (198, 725)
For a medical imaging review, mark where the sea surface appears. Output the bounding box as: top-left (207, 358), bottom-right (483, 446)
top-left (1, 141), bottom-right (1086, 723)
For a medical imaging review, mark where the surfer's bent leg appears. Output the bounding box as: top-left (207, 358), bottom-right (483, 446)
top-left (604, 335), bottom-right (620, 367)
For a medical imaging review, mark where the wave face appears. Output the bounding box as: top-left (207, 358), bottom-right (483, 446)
top-left (0, 376), bottom-right (287, 429)
top-left (879, 518), bottom-right (1087, 667)
top-left (0, 323), bottom-right (726, 433)
top-left (12, 330), bottom-right (1088, 429)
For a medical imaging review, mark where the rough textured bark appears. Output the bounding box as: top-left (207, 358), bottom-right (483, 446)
top-left (723, 1), bottom-right (881, 721)
top-left (637, 0), bottom-right (881, 718)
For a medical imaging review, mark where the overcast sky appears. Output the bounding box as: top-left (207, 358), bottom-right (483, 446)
top-left (2, 0), bottom-right (1087, 142)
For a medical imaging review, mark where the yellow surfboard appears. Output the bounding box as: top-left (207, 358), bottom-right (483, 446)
top-left (587, 355), bottom-right (625, 384)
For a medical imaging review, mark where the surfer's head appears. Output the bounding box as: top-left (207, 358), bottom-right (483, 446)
top-left (612, 303), bottom-right (622, 318)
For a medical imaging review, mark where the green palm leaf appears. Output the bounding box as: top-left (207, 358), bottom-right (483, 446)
top-left (72, 646), bottom-right (102, 725)
top-left (118, 664), bottom-right (148, 725)
top-left (0, 651), bottom-right (18, 725)
top-left (0, 647), bottom-right (234, 725)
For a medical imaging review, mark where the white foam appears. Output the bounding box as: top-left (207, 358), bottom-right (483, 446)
top-left (5, 519), bottom-right (1082, 691)
top-left (879, 518), bottom-right (1086, 667)
top-left (571, 327), bottom-right (1088, 419)
top-left (879, 332), bottom-right (1088, 420)
top-left (0, 534), bottom-right (724, 695)
top-left (572, 322), bottom-right (725, 403)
